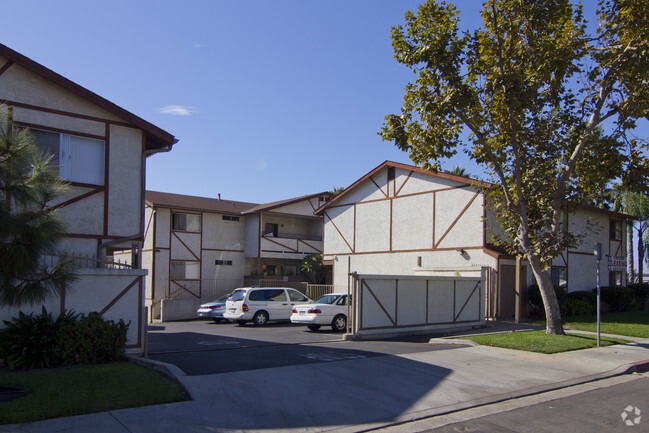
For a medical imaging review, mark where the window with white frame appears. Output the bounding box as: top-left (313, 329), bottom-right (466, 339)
top-left (29, 128), bottom-right (105, 185)
top-left (172, 212), bottom-right (201, 232)
top-left (170, 261), bottom-right (200, 279)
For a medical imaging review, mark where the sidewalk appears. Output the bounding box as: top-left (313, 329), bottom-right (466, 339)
top-left (2, 322), bottom-right (648, 433)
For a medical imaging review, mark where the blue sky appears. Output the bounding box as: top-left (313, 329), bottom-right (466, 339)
top-left (1, 1), bottom-right (644, 204)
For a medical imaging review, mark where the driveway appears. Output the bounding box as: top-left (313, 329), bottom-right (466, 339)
top-left (146, 320), bottom-right (461, 376)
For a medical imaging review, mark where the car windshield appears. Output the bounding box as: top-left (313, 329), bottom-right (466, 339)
top-left (229, 290), bottom-right (245, 301)
top-left (215, 292), bottom-right (231, 302)
top-left (313, 294), bottom-right (341, 305)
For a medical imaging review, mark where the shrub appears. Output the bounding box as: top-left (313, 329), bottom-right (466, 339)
top-left (627, 283), bottom-right (649, 310)
top-left (600, 286), bottom-right (636, 312)
top-left (561, 295), bottom-right (596, 318)
top-left (56, 312), bottom-right (129, 365)
top-left (0, 308), bottom-right (129, 370)
top-left (527, 286), bottom-right (596, 319)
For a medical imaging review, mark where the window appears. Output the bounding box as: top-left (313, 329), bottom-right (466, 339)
top-left (172, 212), bottom-right (201, 232)
top-left (609, 271), bottom-right (623, 287)
top-left (610, 220), bottom-right (622, 240)
top-left (222, 215), bottom-right (240, 222)
top-left (288, 290), bottom-right (308, 302)
top-left (29, 128), bottom-right (105, 185)
top-left (215, 260), bottom-right (232, 266)
top-left (170, 261), bottom-right (200, 279)
top-left (550, 267), bottom-right (567, 288)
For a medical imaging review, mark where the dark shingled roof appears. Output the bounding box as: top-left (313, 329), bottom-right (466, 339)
top-left (145, 191), bottom-right (259, 215)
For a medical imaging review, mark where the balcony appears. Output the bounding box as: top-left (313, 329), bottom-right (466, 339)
top-left (260, 233), bottom-right (322, 259)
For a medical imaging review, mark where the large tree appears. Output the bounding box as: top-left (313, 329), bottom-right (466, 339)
top-left (380, 0), bottom-right (649, 334)
top-left (0, 107), bottom-right (76, 306)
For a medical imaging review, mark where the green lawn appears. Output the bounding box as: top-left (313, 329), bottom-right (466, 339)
top-left (0, 362), bottom-right (189, 425)
top-left (563, 311), bottom-right (649, 338)
top-left (460, 331), bottom-right (629, 354)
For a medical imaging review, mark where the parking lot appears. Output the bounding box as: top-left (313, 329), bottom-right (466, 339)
top-left (146, 319), bottom-right (461, 376)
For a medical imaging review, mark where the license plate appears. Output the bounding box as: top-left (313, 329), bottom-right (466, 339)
top-left (229, 309), bottom-right (236, 313)
top-left (299, 311), bottom-right (305, 315)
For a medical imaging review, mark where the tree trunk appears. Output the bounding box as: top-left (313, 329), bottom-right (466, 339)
top-left (627, 221), bottom-right (635, 283)
top-left (528, 255), bottom-right (565, 334)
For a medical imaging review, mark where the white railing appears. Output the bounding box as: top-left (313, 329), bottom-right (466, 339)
top-left (41, 252), bottom-right (134, 270)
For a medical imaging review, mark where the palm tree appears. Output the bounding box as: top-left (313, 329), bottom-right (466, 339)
top-left (0, 106), bottom-right (76, 306)
top-left (443, 165), bottom-right (469, 177)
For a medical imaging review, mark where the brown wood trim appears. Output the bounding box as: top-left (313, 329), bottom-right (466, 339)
top-left (13, 120), bottom-right (106, 140)
top-left (263, 236), bottom-right (298, 253)
top-left (171, 232), bottom-right (201, 261)
top-left (432, 191), bottom-right (436, 248)
top-left (3, 99), bottom-right (134, 129)
top-left (0, 60), bottom-right (14, 76)
top-left (201, 248), bottom-right (245, 253)
top-left (323, 210), bottom-right (354, 253)
top-left (323, 183), bottom-right (476, 210)
top-left (50, 188), bottom-right (103, 211)
top-left (370, 175), bottom-right (388, 198)
top-left (317, 160), bottom-right (491, 214)
top-left (256, 210), bottom-right (321, 220)
top-left (258, 213), bottom-right (262, 257)
top-left (169, 280), bottom-right (201, 299)
top-left (99, 276), bottom-right (140, 315)
top-left (434, 191), bottom-right (480, 249)
top-left (298, 239), bottom-right (322, 253)
top-left (103, 123), bottom-right (110, 236)
top-left (353, 203), bottom-right (357, 252)
top-left (395, 170), bottom-right (413, 197)
top-left (327, 245), bottom-right (484, 256)
top-left (389, 198), bottom-right (393, 251)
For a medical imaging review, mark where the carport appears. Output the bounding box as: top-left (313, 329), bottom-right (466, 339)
top-left (345, 272), bottom-right (485, 339)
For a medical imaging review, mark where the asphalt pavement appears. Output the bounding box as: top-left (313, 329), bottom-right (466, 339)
top-left (1, 320), bottom-right (648, 433)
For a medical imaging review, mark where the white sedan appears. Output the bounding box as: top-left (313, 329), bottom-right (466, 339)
top-left (290, 293), bottom-right (349, 332)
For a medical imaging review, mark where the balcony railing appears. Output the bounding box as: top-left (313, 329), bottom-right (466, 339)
top-left (41, 252), bottom-right (135, 270)
top-left (262, 232), bottom-right (322, 241)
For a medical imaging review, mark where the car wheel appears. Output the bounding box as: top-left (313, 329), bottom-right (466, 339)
top-left (236, 320), bottom-right (247, 326)
top-left (252, 311), bottom-right (269, 326)
top-left (307, 324), bottom-right (321, 331)
top-left (332, 314), bottom-right (347, 332)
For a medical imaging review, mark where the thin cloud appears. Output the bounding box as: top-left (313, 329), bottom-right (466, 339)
top-left (158, 105), bottom-right (200, 116)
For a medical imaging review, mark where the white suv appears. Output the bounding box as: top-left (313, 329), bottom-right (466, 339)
top-left (223, 287), bottom-right (311, 326)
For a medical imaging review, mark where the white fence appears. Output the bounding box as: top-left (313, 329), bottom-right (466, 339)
top-left (347, 272), bottom-right (485, 338)
top-left (0, 268), bottom-right (147, 355)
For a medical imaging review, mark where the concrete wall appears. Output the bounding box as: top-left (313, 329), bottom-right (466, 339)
top-left (0, 269), bottom-right (147, 354)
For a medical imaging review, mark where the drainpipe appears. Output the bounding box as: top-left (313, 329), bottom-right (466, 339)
top-left (96, 140), bottom-right (175, 267)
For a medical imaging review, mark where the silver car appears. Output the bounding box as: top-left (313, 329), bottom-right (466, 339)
top-left (197, 291), bottom-right (237, 323)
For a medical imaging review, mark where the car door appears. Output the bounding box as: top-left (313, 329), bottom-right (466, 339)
top-left (265, 289), bottom-right (290, 320)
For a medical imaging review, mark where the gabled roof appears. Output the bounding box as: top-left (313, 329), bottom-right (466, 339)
top-left (145, 191), bottom-right (259, 214)
top-left (242, 192), bottom-right (332, 215)
top-left (315, 160), bottom-right (490, 214)
top-left (0, 43), bottom-right (177, 152)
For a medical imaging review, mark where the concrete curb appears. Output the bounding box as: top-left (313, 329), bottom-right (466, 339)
top-left (428, 338), bottom-right (478, 347)
top-left (348, 361), bottom-right (645, 433)
top-left (127, 355), bottom-right (186, 379)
